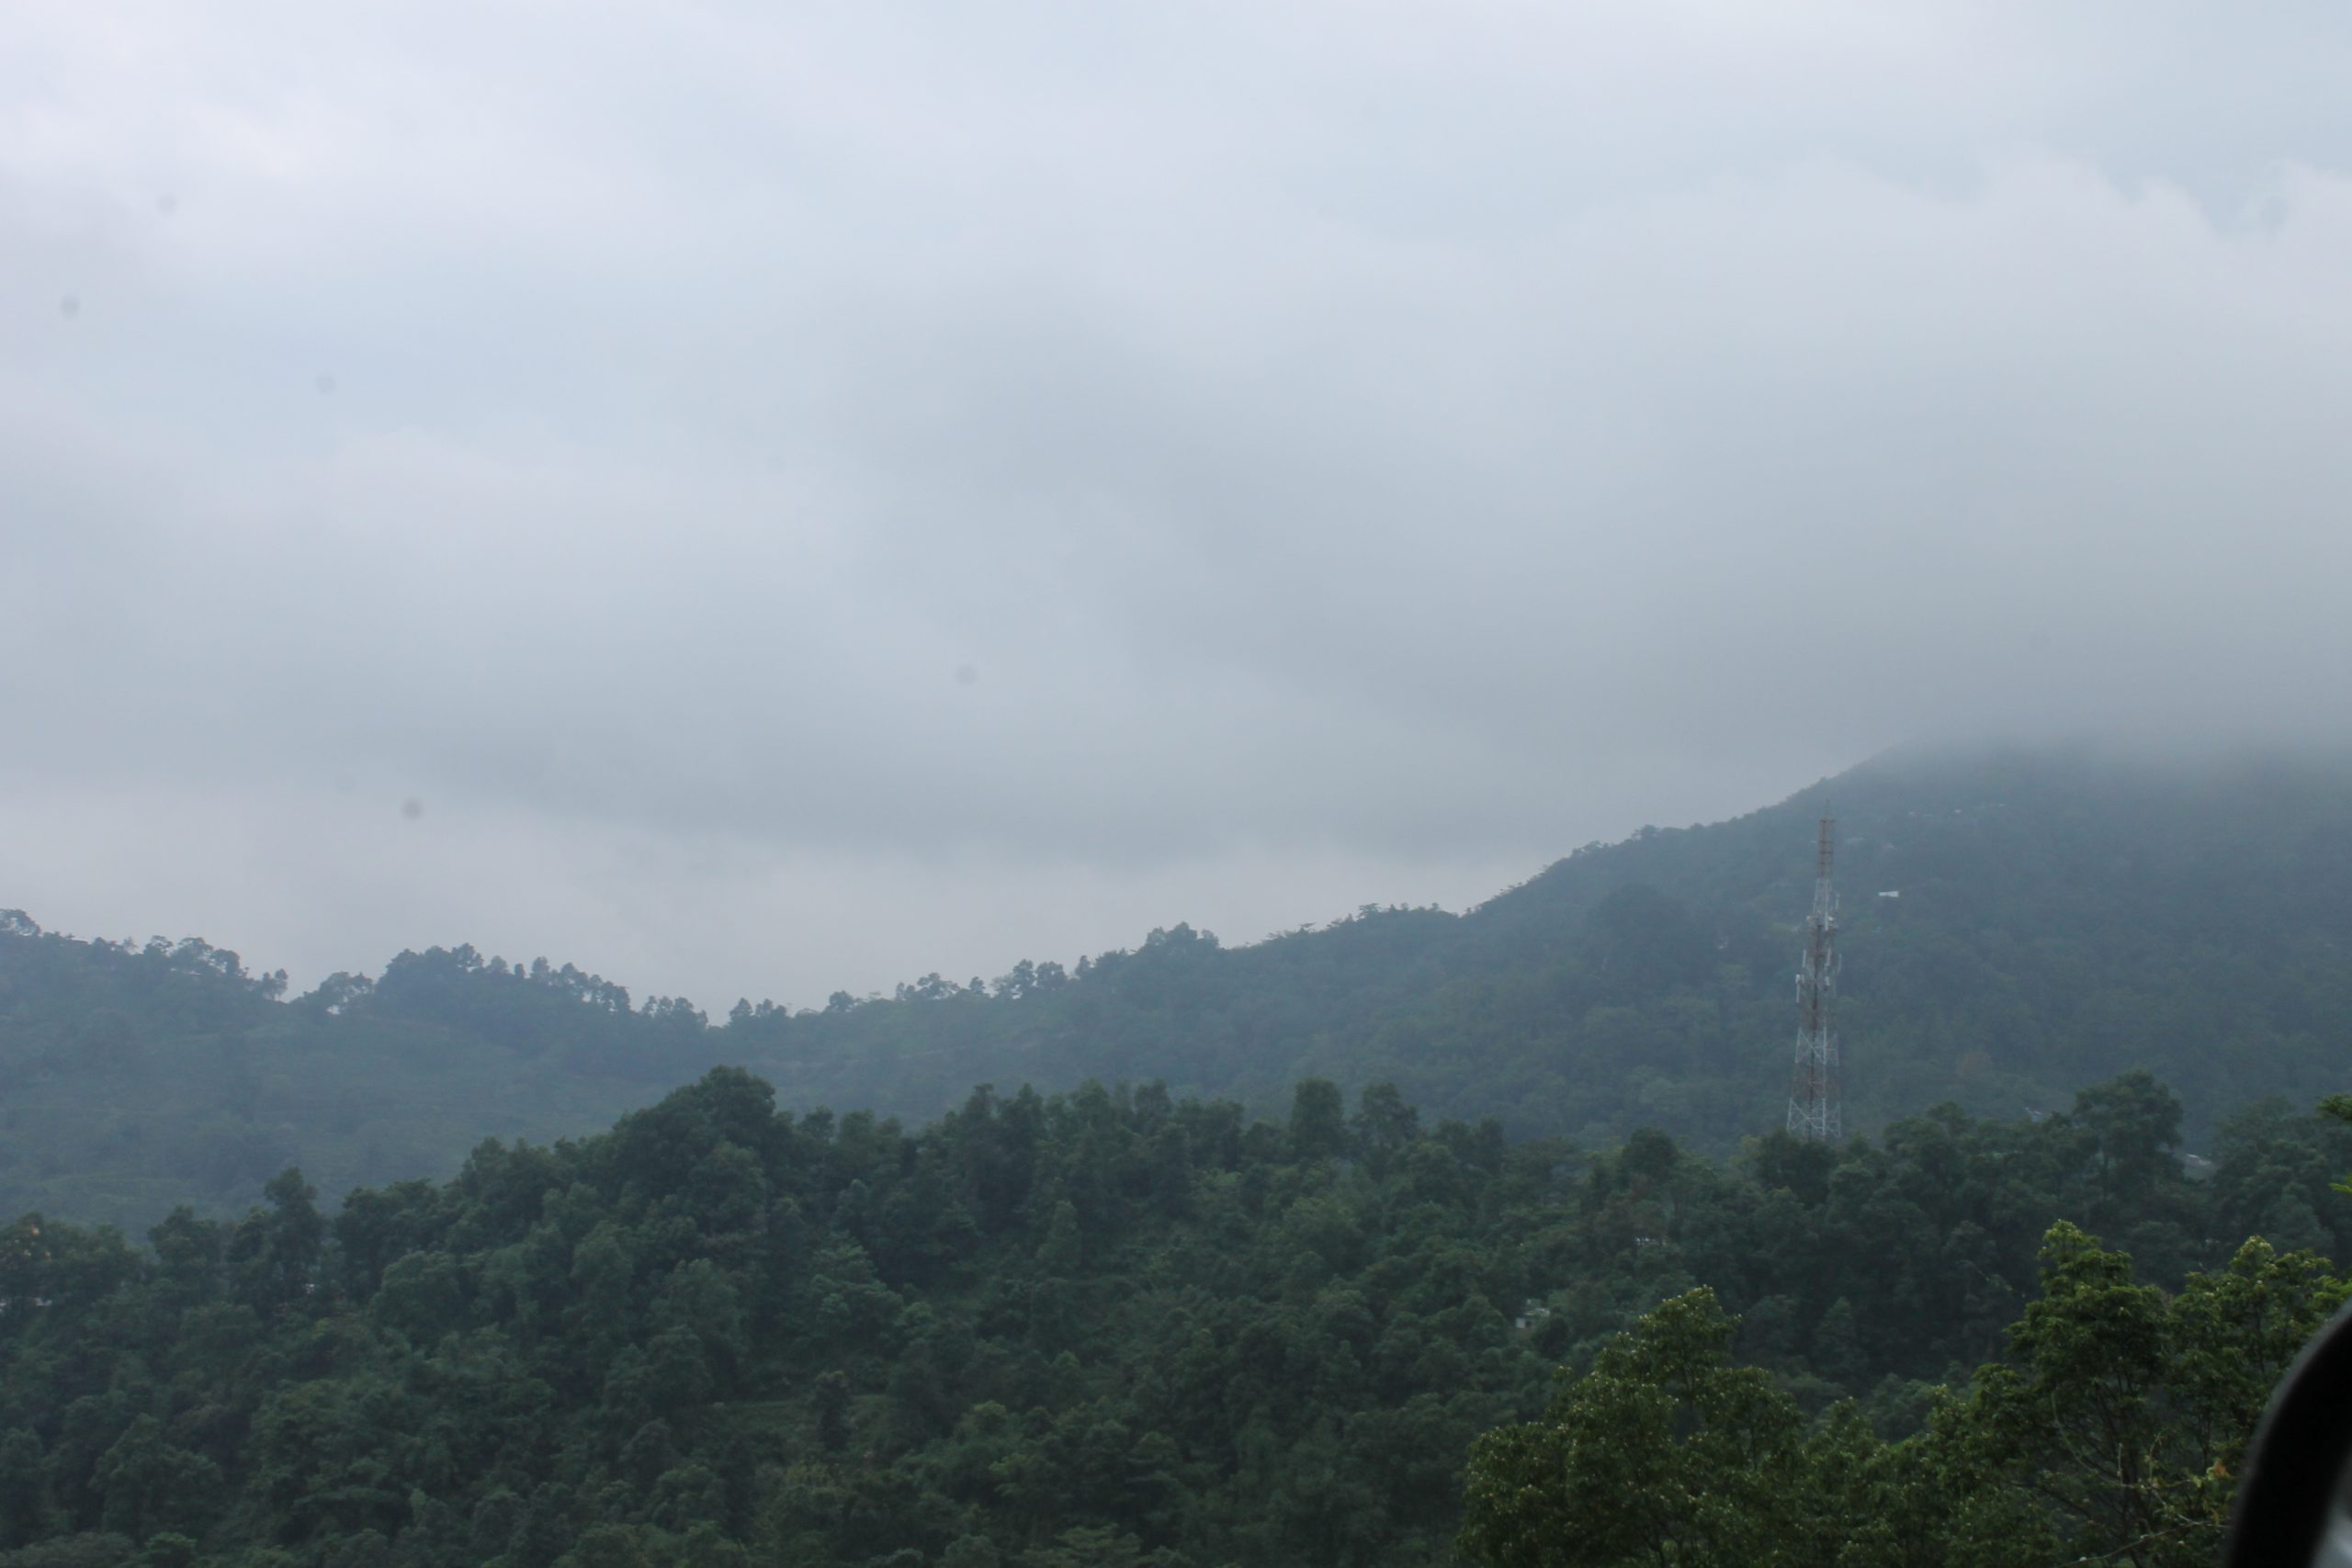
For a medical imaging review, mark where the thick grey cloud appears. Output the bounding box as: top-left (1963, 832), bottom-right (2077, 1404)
top-left (6, 1), bottom-right (2352, 1006)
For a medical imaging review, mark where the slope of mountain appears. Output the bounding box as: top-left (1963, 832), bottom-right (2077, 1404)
top-left (5, 742), bottom-right (2349, 1227)
top-left (721, 741), bottom-right (2352, 1151)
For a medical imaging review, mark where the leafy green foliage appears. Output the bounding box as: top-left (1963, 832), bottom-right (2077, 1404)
top-left (0, 1070), bottom-right (2345, 1568)
top-left (2324, 1095), bottom-right (2352, 1195)
top-left (1951, 1225), bottom-right (2347, 1564)
top-left (1462, 1225), bottom-right (2347, 1568)
top-left (1460, 1288), bottom-right (1839, 1568)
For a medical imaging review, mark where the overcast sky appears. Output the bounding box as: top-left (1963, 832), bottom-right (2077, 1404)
top-left (6, 1), bottom-right (2352, 1010)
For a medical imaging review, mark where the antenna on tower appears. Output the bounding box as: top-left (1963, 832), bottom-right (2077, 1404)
top-left (1787, 812), bottom-right (1841, 1141)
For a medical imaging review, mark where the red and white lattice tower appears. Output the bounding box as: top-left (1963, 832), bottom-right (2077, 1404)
top-left (1786, 815), bottom-right (1841, 1141)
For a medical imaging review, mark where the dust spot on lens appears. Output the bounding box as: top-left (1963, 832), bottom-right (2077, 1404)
top-left (401, 798), bottom-right (424, 821)
top-left (59, 296), bottom-right (79, 319)
top-left (955, 662), bottom-right (978, 686)
top-left (316, 373), bottom-right (337, 396)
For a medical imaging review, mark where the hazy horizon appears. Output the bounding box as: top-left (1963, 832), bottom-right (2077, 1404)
top-left (15, 730), bottom-right (2348, 1013)
top-left (11, 2), bottom-right (2352, 1008)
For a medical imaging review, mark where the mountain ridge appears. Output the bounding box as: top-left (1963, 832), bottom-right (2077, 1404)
top-left (6, 740), bottom-right (2350, 1228)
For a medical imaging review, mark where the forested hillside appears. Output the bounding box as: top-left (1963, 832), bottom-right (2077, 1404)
top-left (1, 1071), bottom-right (2345, 1568)
top-left (8, 744), bottom-right (2352, 1228)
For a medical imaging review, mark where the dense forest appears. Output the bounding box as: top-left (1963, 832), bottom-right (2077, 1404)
top-left (1, 1069), bottom-right (2347, 1568)
top-left (7, 744), bottom-right (2352, 1231)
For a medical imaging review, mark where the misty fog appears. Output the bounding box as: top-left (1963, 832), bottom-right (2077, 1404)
top-left (8, 1), bottom-right (2352, 1005)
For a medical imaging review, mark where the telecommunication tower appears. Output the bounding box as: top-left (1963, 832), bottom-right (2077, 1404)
top-left (1785, 814), bottom-right (1841, 1141)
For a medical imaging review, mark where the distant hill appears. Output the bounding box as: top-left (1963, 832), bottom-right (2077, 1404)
top-left (6, 742), bottom-right (2350, 1227)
